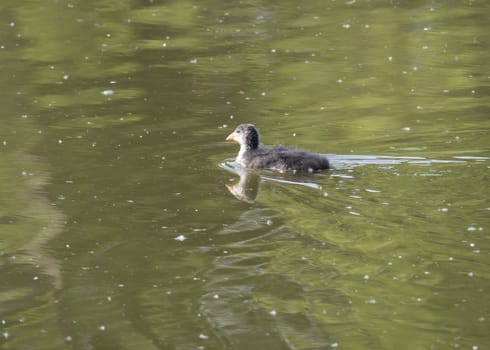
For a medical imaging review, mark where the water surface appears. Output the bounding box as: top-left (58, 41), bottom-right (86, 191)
top-left (0, 1), bottom-right (489, 349)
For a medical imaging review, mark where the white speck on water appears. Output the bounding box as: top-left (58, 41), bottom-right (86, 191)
top-left (65, 336), bottom-right (73, 342)
top-left (330, 342), bottom-right (339, 348)
top-left (174, 235), bottom-right (187, 242)
top-left (3, 332), bottom-right (9, 339)
top-left (189, 58), bottom-right (197, 64)
top-left (388, 56), bottom-right (393, 61)
top-left (363, 274), bottom-right (369, 280)
top-left (472, 346), bottom-right (478, 350)
top-left (266, 219), bottom-right (273, 225)
top-left (424, 271), bottom-right (430, 275)
top-left (323, 192), bottom-right (329, 197)
top-left (107, 296), bottom-right (112, 302)
top-left (117, 283), bottom-right (125, 288)
top-left (402, 127), bottom-right (411, 131)
top-left (467, 226), bottom-right (476, 232)
top-left (366, 298), bottom-right (377, 304)
top-left (101, 89), bottom-right (114, 96)
top-left (199, 334), bottom-right (209, 340)
top-left (261, 91), bottom-right (266, 96)
top-left (342, 23), bottom-right (351, 29)
top-left (213, 293), bottom-right (219, 299)
top-left (9, 22), bottom-right (15, 27)
top-left (337, 79), bottom-right (343, 83)
top-left (269, 310), bottom-right (277, 316)
top-left (468, 272), bottom-right (474, 277)
top-left (448, 256), bottom-right (454, 261)
top-left (98, 325), bottom-right (106, 331)
top-left (63, 74), bottom-right (69, 80)
top-left (423, 26), bottom-right (431, 31)
top-left (33, 276), bottom-right (39, 281)
top-left (469, 242), bottom-right (475, 248)
top-left (58, 139), bottom-right (63, 144)
top-left (438, 207), bottom-right (448, 212)
top-left (349, 211), bottom-right (361, 216)
top-left (416, 105), bottom-right (423, 110)
top-left (271, 48), bottom-right (276, 53)
top-left (365, 188), bottom-right (381, 193)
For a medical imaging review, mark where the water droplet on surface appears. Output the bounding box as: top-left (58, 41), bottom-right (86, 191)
top-left (174, 235), bottom-right (187, 241)
top-left (101, 89), bottom-right (114, 96)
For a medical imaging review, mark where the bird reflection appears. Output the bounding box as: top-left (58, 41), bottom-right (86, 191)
top-left (221, 160), bottom-right (324, 203)
top-left (225, 169), bottom-right (260, 203)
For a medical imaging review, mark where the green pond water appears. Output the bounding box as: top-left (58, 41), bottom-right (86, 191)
top-left (0, 0), bottom-right (489, 349)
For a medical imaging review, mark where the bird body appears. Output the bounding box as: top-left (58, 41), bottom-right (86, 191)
top-left (226, 124), bottom-right (329, 172)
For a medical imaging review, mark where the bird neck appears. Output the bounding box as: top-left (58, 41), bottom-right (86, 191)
top-left (236, 143), bottom-right (250, 165)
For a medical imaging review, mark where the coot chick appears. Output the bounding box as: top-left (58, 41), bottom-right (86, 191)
top-left (226, 124), bottom-right (329, 172)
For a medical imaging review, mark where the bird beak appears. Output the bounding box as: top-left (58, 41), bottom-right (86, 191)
top-left (225, 132), bottom-right (235, 141)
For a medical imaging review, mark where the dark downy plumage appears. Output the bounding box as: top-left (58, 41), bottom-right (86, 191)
top-left (226, 124), bottom-right (329, 172)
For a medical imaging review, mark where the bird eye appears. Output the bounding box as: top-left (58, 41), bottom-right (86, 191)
top-left (236, 130), bottom-right (241, 133)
